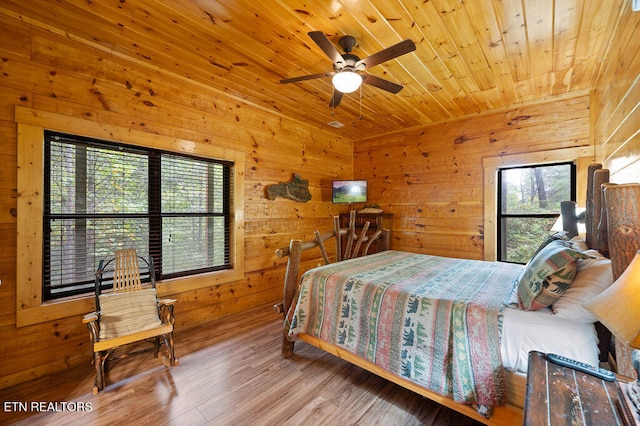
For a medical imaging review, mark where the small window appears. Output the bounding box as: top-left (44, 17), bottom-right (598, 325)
top-left (497, 162), bottom-right (576, 263)
top-left (44, 131), bottom-right (232, 300)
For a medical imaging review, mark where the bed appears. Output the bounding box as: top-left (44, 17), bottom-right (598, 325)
top-left (275, 164), bottom-right (639, 425)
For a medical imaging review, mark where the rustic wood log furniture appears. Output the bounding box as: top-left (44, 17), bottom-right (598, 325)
top-left (273, 212), bottom-right (389, 325)
top-left (523, 350), bottom-right (632, 425)
top-left (338, 211), bottom-right (392, 257)
top-left (83, 248), bottom-right (178, 394)
top-left (275, 164), bottom-right (638, 426)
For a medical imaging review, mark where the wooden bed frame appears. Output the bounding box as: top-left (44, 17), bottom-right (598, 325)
top-left (274, 164), bottom-right (640, 426)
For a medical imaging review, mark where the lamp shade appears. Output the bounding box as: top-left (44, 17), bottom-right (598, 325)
top-left (584, 250), bottom-right (640, 348)
top-left (332, 71), bottom-right (362, 93)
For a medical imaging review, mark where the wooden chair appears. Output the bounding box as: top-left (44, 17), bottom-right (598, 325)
top-left (83, 248), bottom-right (178, 394)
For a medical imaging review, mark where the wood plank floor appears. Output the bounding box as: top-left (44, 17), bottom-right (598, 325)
top-left (0, 305), bottom-right (483, 425)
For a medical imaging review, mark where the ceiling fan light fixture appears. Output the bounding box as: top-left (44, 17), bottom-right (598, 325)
top-left (332, 70), bottom-right (362, 93)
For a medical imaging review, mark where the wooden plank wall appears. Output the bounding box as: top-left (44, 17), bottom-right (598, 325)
top-left (593, 8), bottom-right (640, 183)
top-left (353, 95), bottom-right (592, 260)
top-left (591, 6), bottom-right (640, 378)
top-left (0, 13), bottom-right (350, 388)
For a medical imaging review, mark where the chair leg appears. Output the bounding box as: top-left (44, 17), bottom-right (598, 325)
top-left (160, 332), bottom-right (178, 367)
top-left (166, 332), bottom-right (177, 366)
top-left (93, 351), bottom-right (106, 394)
top-left (153, 336), bottom-right (161, 358)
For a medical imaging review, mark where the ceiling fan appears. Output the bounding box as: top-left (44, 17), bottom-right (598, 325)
top-left (280, 31), bottom-right (416, 107)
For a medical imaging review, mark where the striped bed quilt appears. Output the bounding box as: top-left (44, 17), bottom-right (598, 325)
top-left (286, 250), bottom-right (523, 408)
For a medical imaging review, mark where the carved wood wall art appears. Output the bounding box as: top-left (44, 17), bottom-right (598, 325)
top-left (266, 174), bottom-right (312, 202)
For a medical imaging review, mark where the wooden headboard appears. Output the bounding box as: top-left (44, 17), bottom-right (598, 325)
top-left (580, 163), bottom-right (640, 375)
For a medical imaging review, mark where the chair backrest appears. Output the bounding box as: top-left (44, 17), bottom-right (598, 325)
top-left (113, 248), bottom-right (143, 292)
top-left (94, 249), bottom-right (156, 311)
top-left (95, 249), bottom-right (163, 341)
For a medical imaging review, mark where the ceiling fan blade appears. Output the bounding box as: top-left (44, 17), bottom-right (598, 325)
top-left (308, 31), bottom-right (345, 66)
top-left (280, 72), bottom-right (334, 84)
top-left (356, 39), bottom-right (416, 69)
top-left (329, 90), bottom-right (344, 107)
top-left (362, 74), bottom-right (404, 94)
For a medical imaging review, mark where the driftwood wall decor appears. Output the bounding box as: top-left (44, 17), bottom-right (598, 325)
top-left (266, 174), bottom-right (312, 202)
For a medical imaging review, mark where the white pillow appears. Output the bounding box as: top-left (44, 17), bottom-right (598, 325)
top-left (99, 288), bottom-right (162, 340)
top-left (552, 250), bottom-right (614, 323)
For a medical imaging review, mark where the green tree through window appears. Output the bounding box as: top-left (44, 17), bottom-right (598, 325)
top-left (44, 132), bottom-right (232, 300)
top-left (498, 163), bottom-right (575, 263)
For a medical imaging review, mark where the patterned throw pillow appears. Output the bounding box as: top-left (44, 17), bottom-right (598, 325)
top-left (517, 240), bottom-right (591, 310)
top-left (98, 288), bottom-right (162, 340)
top-left (530, 231), bottom-right (569, 259)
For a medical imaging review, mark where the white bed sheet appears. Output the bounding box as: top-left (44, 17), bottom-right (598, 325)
top-left (500, 305), bottom-right (600, 374)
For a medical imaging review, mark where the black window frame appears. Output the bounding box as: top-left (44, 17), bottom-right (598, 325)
top-left (497, 161), bottom-right (576, 264)
top-left (43, 131), bottom-right (233, 300)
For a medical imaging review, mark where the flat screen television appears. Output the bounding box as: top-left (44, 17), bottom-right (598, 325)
top-left (332, 180), bottom-right (367, 204)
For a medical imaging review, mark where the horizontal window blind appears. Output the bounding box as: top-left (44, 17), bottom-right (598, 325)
top-left (44, 131), bottom-right (232, 300)
top-left (159, 154), bottom-right (230, 277)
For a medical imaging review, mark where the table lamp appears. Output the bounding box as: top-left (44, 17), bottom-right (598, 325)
top-left (584, 250), bottom-right (640, 412)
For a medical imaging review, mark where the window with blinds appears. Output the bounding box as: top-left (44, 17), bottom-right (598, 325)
top-left (43, 131), bottom-right (232, 300)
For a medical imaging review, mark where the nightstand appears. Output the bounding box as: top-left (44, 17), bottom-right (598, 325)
top-left (524, 350), bottom-right (635, 425)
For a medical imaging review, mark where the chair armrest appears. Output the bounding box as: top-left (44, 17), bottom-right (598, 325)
top-left (83, 312), bottom-right (98, 324)
top-left (83, 312), bottom-right (100, 345)
top-left (158, 300), bottom-right (176, 325)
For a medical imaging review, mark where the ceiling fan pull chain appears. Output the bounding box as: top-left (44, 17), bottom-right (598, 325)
top-left (359, 84), bottom-right (363, 120)
top-left (332, 88), bottom-right (335, 116)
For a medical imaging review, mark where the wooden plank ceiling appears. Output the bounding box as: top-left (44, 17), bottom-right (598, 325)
top-left (1, 0), bottom-right (627, 139)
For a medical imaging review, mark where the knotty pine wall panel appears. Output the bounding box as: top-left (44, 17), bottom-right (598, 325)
top-left (354, 95), bottom-right (591, 259)
top-left (593, 8), bottom-right (640, 184)
top-left (590, 7), bottom-right (640, 378)
top-left (0, 14), bottom-right (350, 389)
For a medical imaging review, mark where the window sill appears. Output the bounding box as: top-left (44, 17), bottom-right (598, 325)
top-left (157, 268), bottom-right (244, 296)
top-left (16, 268), bottom-right (244, 327)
